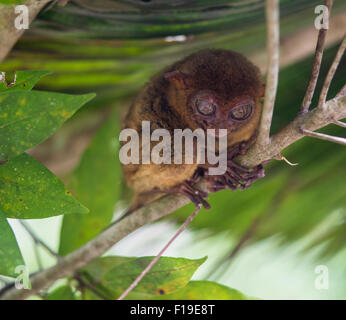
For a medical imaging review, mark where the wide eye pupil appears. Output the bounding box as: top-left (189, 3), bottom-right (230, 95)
top-left (196, 99), bottom-right (215, 115)
top-left (230, 104), bottom-right (252, 120)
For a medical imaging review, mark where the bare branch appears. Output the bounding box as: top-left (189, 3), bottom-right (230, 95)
top-left (256, 0), bottom-right (280, 146)
top-left (299, 0), bottom-right (333, 114)
top-left (0, 0), bottom-right (51, 62)
top-left (118, 204), bottom-right (202, 300)
top-left (318, 36), bottom-right (346, 109)
top-left (300, 128), bottom-right (346, 146)
top-left (237, 95), bottom-right (346, 168)
top-left (333, 119), bottom-right (346, 128)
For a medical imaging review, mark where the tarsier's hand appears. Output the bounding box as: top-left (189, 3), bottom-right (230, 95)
top-left (204, 142), bottom-right (265, 193)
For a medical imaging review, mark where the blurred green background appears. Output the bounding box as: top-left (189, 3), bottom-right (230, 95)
top-left (1, 0), bottom-right (346, 299)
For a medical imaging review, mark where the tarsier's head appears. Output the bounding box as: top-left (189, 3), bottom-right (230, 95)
top-left (164, 49), bottom-right (264, 143)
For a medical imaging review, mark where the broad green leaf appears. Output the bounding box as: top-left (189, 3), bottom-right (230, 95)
top-left (81, 256), bottom-right (207, 299)
top-left (0, 153), bottom-right (89, 219)
top-left (80, 256), bottom-right (134, 281)
top-left (0, 90), bottom-right (95, 162)
top-left (0, 211), bottom-right (24, 277)
top-left (59, 112), bottom-right (121, 255)
top-left (0, 70), bottom-right (51, 91)
top-left (46, 285), bottom-right (76, 300)
top-left (80, 256), bottom-right (136, 300)
top-left (154, 281), bottom-right (251, 300)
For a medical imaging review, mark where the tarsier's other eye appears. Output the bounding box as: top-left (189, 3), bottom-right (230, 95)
top-left (229, 104), bottom-right (253, 120)
top-left (196, 99), bottom-right (216, 116)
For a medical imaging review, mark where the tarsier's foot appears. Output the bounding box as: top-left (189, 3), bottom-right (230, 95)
top-left (167, 172), bottom-right (210, 210)
top-left (206, 162), bottom-right (265, 193)
top-left (205, 139), bottom-right (265, 194)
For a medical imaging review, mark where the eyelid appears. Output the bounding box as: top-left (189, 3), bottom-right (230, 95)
top-left (231, 99), bottom-right (255, 109)
top-left (229, 104), bottom-right (253, 120)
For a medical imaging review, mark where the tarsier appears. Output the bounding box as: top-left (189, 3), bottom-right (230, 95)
top-left (122, 49), bottom-right (265, 210)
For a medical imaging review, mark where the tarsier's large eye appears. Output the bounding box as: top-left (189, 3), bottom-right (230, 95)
top-left (196, 99), bottom-right (216, 116)
top-left (229, 104), bottom-right (253, 120)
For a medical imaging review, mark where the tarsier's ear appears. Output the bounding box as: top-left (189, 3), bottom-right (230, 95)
top-left (164, 70), bottom-right (191, 89)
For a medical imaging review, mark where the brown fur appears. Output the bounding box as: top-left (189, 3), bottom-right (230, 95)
top-left (122, 49), bottom-right (264, 208)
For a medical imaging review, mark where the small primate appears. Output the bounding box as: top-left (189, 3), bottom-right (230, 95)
top-left (122, 49), bottom-right (265, 210)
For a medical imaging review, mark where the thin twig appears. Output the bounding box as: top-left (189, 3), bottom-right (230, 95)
top-left (318, 36), bottom-right (346, 109)
top-left (300, 0), bottom-right (333, 113)
top-left (117, 204), bottom-right (202, 300)
top-left (256, 0), bottom-right (280, 145)
top-left (33, 244), bottom-right (44, 271)
top-left (273, 154), bottom-right (299, 166)
top-left (300, 128), bottom-right (346, 146)
top-left (19, 221), bottom-right (61, 260)
top-left (332, 119), bottom-right (346, 128)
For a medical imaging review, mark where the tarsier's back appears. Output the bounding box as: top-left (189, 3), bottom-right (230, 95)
top-left (122, 49), bottom-right (265, 209)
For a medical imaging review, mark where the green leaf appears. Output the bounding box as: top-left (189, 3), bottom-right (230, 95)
top-left (0, 211), bottom-right (24, 277)
top-left (80, 256), bottom-right (207, 299)
top-left (46, 285), bottom-right (76, 300)
top-left (0, 70), bottom-right (51, 91)
top-left (0, 0), bottom-right (27, 5)
top-left (0, 153), bottom-right (89, 219)
top-left (59, 112), bottom-right (121, 255)
top-left (0, 90), bottom-right (95, 162)
top-left (154, 281), bottom-right (251, 300)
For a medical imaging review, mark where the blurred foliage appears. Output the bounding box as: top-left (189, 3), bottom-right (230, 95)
top-left (33, 0), bottom-right (337, 40)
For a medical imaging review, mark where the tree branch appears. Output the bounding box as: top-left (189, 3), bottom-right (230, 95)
top-left (300, 128), bottom-right (346, 146)
top-left (299, 0), bottom-right (333, 114)
top-left (0, 0), bottom-right (51, 62)
top-left (0, 94), bottom-right (345, 300)
top-left (256, 0), bottom-right (279, 146)
top-left (333, 119), bottom-right (346, 128)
